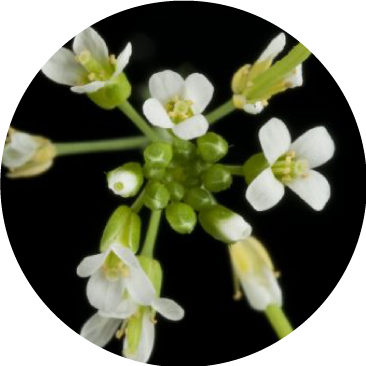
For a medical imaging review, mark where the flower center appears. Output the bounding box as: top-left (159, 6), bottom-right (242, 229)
top-left (165, 96), bottom-right (194, 124)
top-left (104, 252), bottom-right (130, 281)
top-left (113, 182), bottom-right (124, 192)
top-left (272, 150), bottom-right (309, 184)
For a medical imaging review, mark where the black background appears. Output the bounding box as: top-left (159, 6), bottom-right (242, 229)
top-left (1, 2), bottom-right (365, 365)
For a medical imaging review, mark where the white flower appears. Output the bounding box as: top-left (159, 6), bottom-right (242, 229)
top-left (230, 237), bottom-right (282, 311)
top-left (42, 27), bottom-right (131, 94)
top-left (77, 243), bottom-right (156, 313)
top-left (2, 128), bottom-right (56, 178)
top-left (246, 118), bottom-right (335, 211)
top-left (143, 70), bottom-right (214, 140)
top-left (232, 33), bottom-right (303, 114)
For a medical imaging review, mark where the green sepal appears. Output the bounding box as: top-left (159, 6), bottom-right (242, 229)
top-left (202, 164), bottom-right (233, 192)
top-left (197, 132), bottom-right (229, 163)
top-left (184, 187), bottom-right (215, 211)
top-left (144, 181), bottom-right (171, 210)
top-left (242, 152), bottom-right (269, 184)
top-left (125, 307), bottom-right (144, 356)
top-left (144, 142), bottom-right (173, 168)
top-left (143, 164), bottom-right (166, 181)
top-left (172, 139), bottom-right (197, 162)
top-left (166, 181), bottom-right (185, 202)
top-left (165, 202), bottom-right (197, 234)
top-left (138, 256), bottom-right (162, 296)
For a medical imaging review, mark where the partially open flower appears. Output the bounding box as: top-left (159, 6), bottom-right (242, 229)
top-left (143, 70), bottom-right (214, 140)
top-left (42, 27), bottom-right (132, 109)
top-left (2, 128), bottom-right (56, 178)
top-left (232, 33), bottom-right (303, 114)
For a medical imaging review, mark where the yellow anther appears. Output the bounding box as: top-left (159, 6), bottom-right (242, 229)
top-left (246, 81), bottom-right (254, 88)
top-left (275, 271), bottom-right (281, 278)
top-left (88, 73), bottom-right (96, 81)
top-left (110, 54), bottom-right (117, 65)
top-left (233, 290), bottom-right (243, 301)
top-left (287, 150), bottom-right (296, 158)
top-left (150, 316), bottom-right (158, 324)
top-left (116, 329), bottom-right (124, 339)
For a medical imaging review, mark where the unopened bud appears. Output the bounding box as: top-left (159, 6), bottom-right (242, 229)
top-left (184, 187), bottom-right (215, 211)
top-left (138, 256), bottom-right (162, 296)
top-left (165, 202), bottom-right (197, 234)
top-left (202, 164), bottom-right (232, 192)
top-left (144, 142), bottom-right (173, 168)
top-left (166, 181), bottom-right (185, 202)
top-left (197, 132), bottom-right (228, 163)
top-left (144, 181), bottom-right (170, 210)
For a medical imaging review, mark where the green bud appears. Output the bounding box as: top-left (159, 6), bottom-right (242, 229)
top-left (242, 152), bottom-right (269, 184)
top-left (184, 187), bottom-right (215, 211)
top-left (88, 73), bottom-right (132, 110)
top-left (199, 205), bottom-right (252, 244)
top-left (143, 164), bottom-right (166, 181)
top-left (202, 164), bottom-right (233, 192)
top-left (197, 132), bottom-right (229, 163)
top-left (166, 181), bottom-right (185, 201)
top-left (173, 139), bottom-right (197, 162)
top-left (138, 256), bottom-right (162, 296)
top-left (144, 181), bottom-right (170, 210)
top-left (186, 159), bottom-right (211, 177)
top-left (184, 175), bottom-right (202, 188)
top-left (165, 202), bottom-right (197, 234)
top-left (144, 142), bottom-right (173, 168)
top-left (107, 162), bottom-right (143, 197)
top-left (100, 205), bottom-right (141, 253)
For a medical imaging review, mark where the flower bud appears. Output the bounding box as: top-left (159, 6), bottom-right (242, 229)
top-left (172, 139), bottom-right (197, 162)
top-left (166, 181), bottom-right (185, 202)
top-left (165, 202), bottom-right (197, 234)
top-left (202, 164), bottom-right (232, 192)
top-left (144, 181), bottom-right (170, 210)
top-left (230, 237), bottom-right (282, 311)
top-left (197, 132), bottom-right (229, 163)
top-left (100, 205), bottom-right (141, 253)
top-left (138, 256), bottom-right (162, 296)
top-left (143, 164), bottom-right (166, 181)
top-left (144, 142), bottom-right (173, 168)
top-left (242, 153), bottom-right (269, 184)
top-left (184, 187), bottom-right (215, 211)
top-left (199, 205), bottom-right (252, 244)
top-left (2, 128), bottom-right (56, 178)
top-left (107, 162), bottom-right (143, 197)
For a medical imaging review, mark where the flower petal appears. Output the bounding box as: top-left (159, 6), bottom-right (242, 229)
top-left (73, 27), bottom-right (109, 65)
top-left (110, 244), bottom-right (140, 268)
top-left (98, 298), bottom-right (138, 319)
top-left (184, 73), bottom-right (214, 114)
top-left (151, 298), bottom-right (185, 321)
top-left (86, 270), bottom-right (126, 312)
top-left (259, 117), bottom-right (291, 165)
top-left (287, 170), bottom-right (331, 211)
top-left (243, 101), bottom-right (265, 115)
top-left (77, 252), bottom-right (108, 278)
top-left (258, 33), bottom-right (286, 63)
top-left (246, 168), bottom-right (285, 211)
top-left (113, 42), bottom-right (132, 77)
top-left (123, 311), bottom-right (155, 363)
top-left (149, 70), bottom-right (184, 103)
top-left (2, 132), bottom-right (39, 168)
top-left (42, 47), bottom-right (85, 86)
top-left (218, 214), bottom-right (252, 243)
top-left (142, 98), bottom-right (174, 128)
top-left (81, 313), bottom-right (120, 348)
top-left (290, 126), bottom-right (335, 169)
top-left (284, 64), bottom-right (303, 88)
top-left (172, 115), bottom-right (209, 140)
top-left (71, 81), bottom-right (106, 94)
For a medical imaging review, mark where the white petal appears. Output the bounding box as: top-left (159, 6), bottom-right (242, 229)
top-left (149, 70), bottom-right (184, 103)
top-left (124, 311), bottom-right (155, 363)
top-left (73, 27), bottom-right (109, 65)
top-left (86, 270), bottom-right (126, 312)
top-left (172, 115), bottom-right (209, 140)
top-left (243, 101), bottom-right (265, 115)
top-left (259, 117), bottom-right (291, 165)
top-left (113, 42), bottom-right (132, 77)
top-left (142, 98), bottom-right (174, 128)
top-left (99, 298), bottom-right (138, 319)
top-left (258, 33), bottom-right (286, 62)
top-left (184, 73), bottom-right (214, 114)
top-left (287, 170), bottom-right (331, 211)
top-left (284, 64), bottom-right (303, 88)
top-left (218, 214), bottom-right (252, 243)
top-left (2, 132), bottom-right (39, 168)
top-left (151, 298), bottom-right (185, 321)
top-left (42, 47), bottom-right (85, 86)
top-left (290, 126), bottom-right (335, 169)
top-left (108, 171), bottom-right (138, 196)
top-left (71, 81), bottom-right (106, 94)
top-left (76, 252), bottom-right (108, 278)
top-left (239, 269), bottom-right (282, 311)
top-left (246, 168), bottom-right (285, 211)
top-left (81, 313), bottom-right (120, 347)
top-left (110, 244), bottom-right (140, 268)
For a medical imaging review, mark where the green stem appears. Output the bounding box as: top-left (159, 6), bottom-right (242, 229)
top-left (118, 101), bottom-right (160, 142)
top-left (141, 210), bottom-right (162, 258)
top-left (264, 305), bottom-right (294, 339)
top-left (55, 136), bottom-right (148, 156)
top-left (206, 99), bottom-right (235, 125)
top-left (224, 165), bottom-right (244, 176)
top-left (131, 189), bottom-right (146, 213)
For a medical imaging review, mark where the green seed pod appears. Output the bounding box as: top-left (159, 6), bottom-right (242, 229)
top-left (144, 142), bottom-right (173, 168)
top-left (242, 152), bottom-right (269, 184)
top-left (138, 256), bottom-right (162, 296)
top-left (143, 164), bottom-right (166, 181)
top-left (184, 187), bottom-right (215, 211)
top-left (166, 181), bottom-right (185, 202)
top-left (100, 205), bottom-right (141, 253)
top-left (202, 164), bottom-right (233, 192)
top-left (199, 205), bottom-right (252, 244)
top-left (107, 162), bottom-right (144, 197)
top-left (124, 308), bottom-right (144, 358)
top-left (173, 139), bottom-right (197, 162)
top-left (144, 181), bottom-right (170, 210)
top-left (197, 132), bottom-right (229, 163)
top-left (165, 202), bottom-right (197, 234)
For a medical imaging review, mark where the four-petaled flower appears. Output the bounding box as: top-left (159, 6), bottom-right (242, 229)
top-left (143, 70), bottom-right (214, 140)
top-left (246, 118), bottom-right (335, 211)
